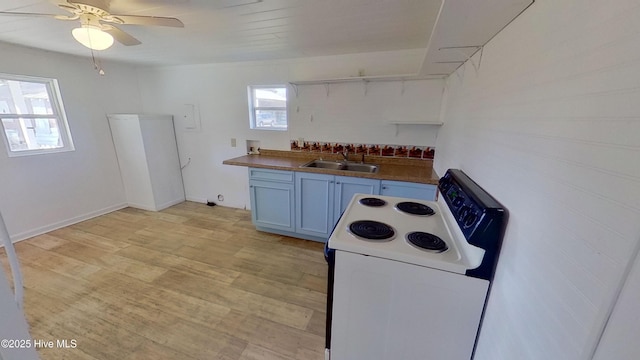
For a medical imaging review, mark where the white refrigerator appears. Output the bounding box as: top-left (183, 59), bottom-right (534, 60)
top-left (0, 212), bottom-right (39, 360)
top-left (107, 114), bottom-right (185, 211)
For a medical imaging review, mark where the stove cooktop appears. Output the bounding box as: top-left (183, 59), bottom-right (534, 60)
top-left (406, 231), bottom-right (448, 252)
top-left (395, 201), bottom-right (435, 216)
top-left (358, 197), bottom-right (387, 207)
top-left (347, 220), bottom-right (395, 241)
top-left (329, 194), bottom-right (484, 274)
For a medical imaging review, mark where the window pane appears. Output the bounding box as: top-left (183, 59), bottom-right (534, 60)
top-left (0, 79), bottom-right (53, 115)
top-left (0, 75), bottom-right (73, 156)
top-left (254, 88), bottom-right (286, 107)
top-left (249, 86), bottom-right (287, 130)
top-left (255, 109), bottom-right (287, 129)
top-left (1, 117), bottom-right (63, 152)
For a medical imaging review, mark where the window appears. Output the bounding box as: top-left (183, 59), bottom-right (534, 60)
top-left (0, 74), bottom-right (74, 156)
top-left (248, 85), bottom-right (287, 130)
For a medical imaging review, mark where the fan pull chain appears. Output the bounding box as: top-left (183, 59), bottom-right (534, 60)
top-left (90, 48), bottom-right (106, 76)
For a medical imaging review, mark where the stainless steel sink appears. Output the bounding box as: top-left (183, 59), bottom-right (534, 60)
top-left (341, 163), bottom-right (379, 173)
top-left (300, 160), bottom-right (379, 173)
top-left (300, 160), bottom-right (345, 170)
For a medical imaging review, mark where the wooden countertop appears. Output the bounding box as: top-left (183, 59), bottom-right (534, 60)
top-left (223, 149), bottom-right (440, 185)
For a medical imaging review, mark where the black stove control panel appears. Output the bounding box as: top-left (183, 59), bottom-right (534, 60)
top-left (440, 173), bottom-right (486, 237)
top-left (438, 169), bottom-right (508, 280)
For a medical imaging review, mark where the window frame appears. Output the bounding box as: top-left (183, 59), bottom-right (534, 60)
top-left (0, 73), bottom-right (75, 157)
top-left (247, 85), bottom-right (288, 131)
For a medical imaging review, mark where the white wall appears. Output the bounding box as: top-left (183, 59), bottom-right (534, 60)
top-left (434, 0), bottom-right (640, 359)
top-left (291, 79), bottom-right (443, 146)
top-left (0, 42), bottom-right (142, 241)
top-left (136, 49), bottom-right (443, 209)
top-left (593, 246), bottom-right (640, 360)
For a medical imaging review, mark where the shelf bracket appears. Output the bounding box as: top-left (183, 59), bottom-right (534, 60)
top-left (477, 46), bottom-right (484, 72)
top-left (363, 80), bottom-right (369, 96)
top-left (438, 45), bottom-right (484, 75)
top-left (438, 45), bottom-right (483, 51)
top-left (290, 83), bottom-right (299, 98)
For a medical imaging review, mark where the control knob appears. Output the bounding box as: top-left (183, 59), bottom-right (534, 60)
top-left (453, 196), bottom-right (465, 207)
top-left (458, 206), bottom-right (470, 221)
top-left (439, 178), bottom-right (452, 192)
top-left (463, 213), bottom-right (479, 228)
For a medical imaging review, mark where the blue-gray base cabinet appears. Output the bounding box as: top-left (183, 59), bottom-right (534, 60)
top-left (380, 180), bottom-right (437, 201)
top-left (295, 172), bottom-right (335, 239)
top-left (334, 176), bottom-right (381, 224)
top-left (249, 168), bottom-right (295, 233)
top-left (248, 167), bottom-right (436, 243)
top-left (295, 173), bottom-right (383, 239)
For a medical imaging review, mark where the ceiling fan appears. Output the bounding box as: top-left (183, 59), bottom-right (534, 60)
top-left (0, 0), bottom-right (184, 50)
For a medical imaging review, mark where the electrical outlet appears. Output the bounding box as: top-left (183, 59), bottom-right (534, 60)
top-left (231, 138), bottom-right (236, 147)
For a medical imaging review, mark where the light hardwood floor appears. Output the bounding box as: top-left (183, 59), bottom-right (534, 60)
top-left (0, 202), bottom-right (328, 360)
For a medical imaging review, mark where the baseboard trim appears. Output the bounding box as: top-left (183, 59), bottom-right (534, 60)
top-left (155, 197), bottom-right (186, 211)
top-left (128, 197), bottom-right (186, 211)
top-left (9, 202), bottom-right (128, 244)
top-left (127, 202), bottom-right (158, 211)
top-left (185, 196), bottom-right (207, 204)
top-left (254, 225), bottom-right (327, 243)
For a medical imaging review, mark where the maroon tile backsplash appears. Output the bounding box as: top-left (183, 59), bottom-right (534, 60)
top-left (290, 140), bottom-right (435, 159)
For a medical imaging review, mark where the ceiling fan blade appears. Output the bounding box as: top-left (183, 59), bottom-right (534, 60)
top-left (110, 14), bottom-right (184, 27)
top-left (57, 2), bottom-right (80, 14)
top-left (0, 11), bottom-right (60, 18)
top-left (103, 25), bottom-right (141, 46)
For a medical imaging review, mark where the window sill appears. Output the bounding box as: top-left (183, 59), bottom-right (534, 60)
top-left (251, 127), bottom-right (288, 131)
top-left (6, 146), bottom-right (75, 158)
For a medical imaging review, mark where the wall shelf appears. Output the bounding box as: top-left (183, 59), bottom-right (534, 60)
top-left (387, 121), bottom-right (443, 126)
top-left (289, 74), bottom-right (446, 97)
top-left (289, 74), bottom-right (445, 86)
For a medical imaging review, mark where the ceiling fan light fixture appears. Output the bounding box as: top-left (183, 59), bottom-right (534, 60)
top-left (72, 25), bottom-right (114, 50)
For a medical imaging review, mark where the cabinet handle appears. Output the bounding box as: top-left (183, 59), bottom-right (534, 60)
top-left (382, 186), bottom-right (387, 189)
top-left (249, 185), bottom-right (253, 188)
top-left (336, 182), bottom-right (341, 184)
top-left (330, 181), bottom-right (334, 183)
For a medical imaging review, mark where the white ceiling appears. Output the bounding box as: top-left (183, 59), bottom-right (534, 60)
top-left (0, 0), bottom-right (443, 66)
top-left (420, 0), bottom-right (533, 76)
top-left (0, 0), bottom-right (533, 76)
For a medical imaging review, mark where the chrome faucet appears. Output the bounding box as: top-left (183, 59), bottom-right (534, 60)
top-left (340, 149), bottom-right (349, 163)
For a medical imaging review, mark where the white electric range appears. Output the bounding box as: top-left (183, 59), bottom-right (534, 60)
top-left (324, 169), bottom-right (507, 360)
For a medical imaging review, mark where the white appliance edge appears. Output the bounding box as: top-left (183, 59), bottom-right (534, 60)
top-left (0, 211), bottom-right (38, 360)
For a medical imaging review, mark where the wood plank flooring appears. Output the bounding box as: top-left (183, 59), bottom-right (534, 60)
top-left (0, 202), bottom-right (328, 360)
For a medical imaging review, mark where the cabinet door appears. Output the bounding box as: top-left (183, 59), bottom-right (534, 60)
top-left (249, 180), bottom-right (295, 232)
top-left (334, 176), bottom-right (381, 224)
top-left (380, 180), bottom-right (437, 201)
top-left (295, 172), bottom-right (335, 240)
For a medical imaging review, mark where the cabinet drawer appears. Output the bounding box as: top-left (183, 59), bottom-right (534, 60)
top-left (248, 168), bottom-right (294, 183)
